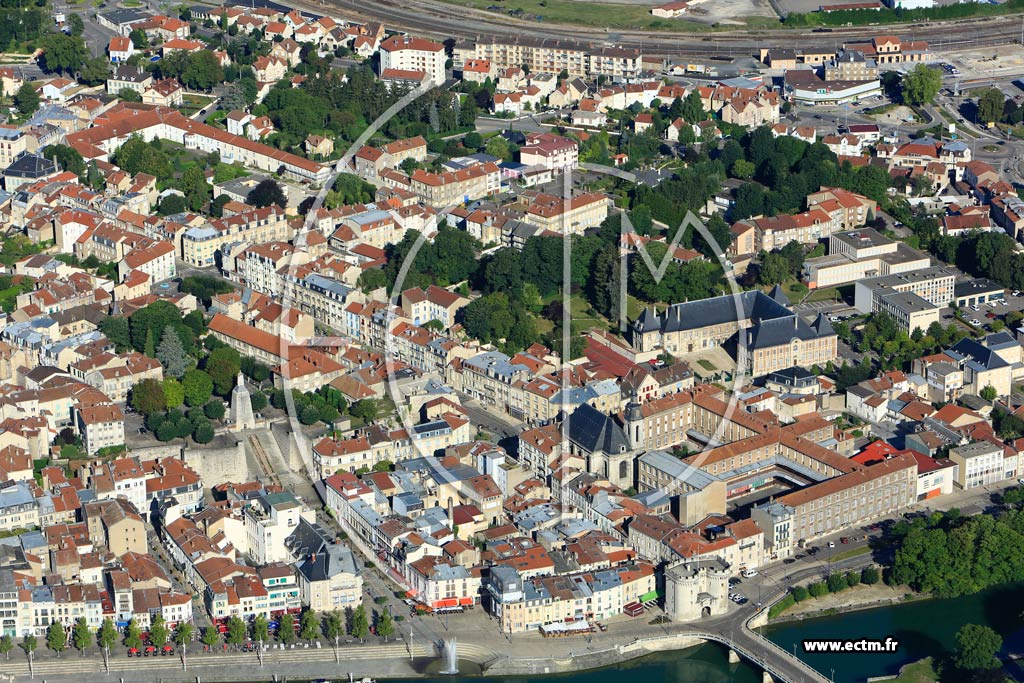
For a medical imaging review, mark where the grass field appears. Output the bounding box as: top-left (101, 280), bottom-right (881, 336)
top-left (180, 94), bottom-right (215, 117)
top-left (443, 0), bottom-right (711, 31)
top-left (830, 545), bottom-right (872, 562)
top-left (881, 657), bottom-right (939, 683)
top-left (807, 287), bottom-right (841, 303)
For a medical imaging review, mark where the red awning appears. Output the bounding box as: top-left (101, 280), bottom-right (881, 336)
top-left (458, 597), bottom-right (474, 606)
top-left (405, 589), bottom-right (418, 597)
top-left (435, 598), bottom-right (458, 608)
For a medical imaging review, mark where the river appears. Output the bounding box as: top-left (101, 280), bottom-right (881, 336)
top-left (380, 582), bottom-right (1024, 683)
top-left (762, 582), bottom-right (1024, 682)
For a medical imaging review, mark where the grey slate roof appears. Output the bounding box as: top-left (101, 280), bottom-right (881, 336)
top-left (948, 337), bottom-right (1009, 371)
top-left (652, 290), bottom-right (794, 335)
top-left (564, 403), bottom-right (629, 455)
top-left (6, 153), bottom-right (57, 179)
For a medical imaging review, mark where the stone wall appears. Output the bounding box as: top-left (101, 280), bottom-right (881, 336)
top-left (183, 438), bottom-right (250, 485)
top-left (482, 633), bottom-right (705, 676)
top-left (129, 439), bottom-right (251, 485)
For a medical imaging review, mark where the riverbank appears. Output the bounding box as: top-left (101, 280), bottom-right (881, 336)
top-left (769, 582), bottom-right (929, 625)
top-left (871, 658), bottom-right (940, 682)
top-left (3, 630), bottom-right (727, 683)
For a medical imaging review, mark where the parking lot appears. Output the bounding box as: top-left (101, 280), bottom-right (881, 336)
top-left (946, 288), bottom-right (1024, 334)
top-left (947, 45), bottom-right (1024, 83)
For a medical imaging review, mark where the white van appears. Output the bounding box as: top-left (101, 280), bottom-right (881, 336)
top-left (742, 568), bottom-right (758, 578)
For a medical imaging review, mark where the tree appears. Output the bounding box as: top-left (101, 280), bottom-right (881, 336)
top-left (87, 160), bottom-right (105, 191)
top-left (100, 314), bottom-right (131, 351)
top-left (201, 626), bottom-right (220, 651)
top-left (484, 135), bottom-right (510, 161)
top-left (376, 608), bottom-right (394, 642)
top-left (156, 421), bottom-right (177, 442)
top-left (157, 327), bottom-right (191, 377)
top-left (131, 377), bottom-right (167, 415)
top-left (42, 144), bottom-right (86, 178)
top-left (210, 193), bottom-right (231, 217)
top-left (247, 178), bottom-right (287, 208)
top-left (164, 378), bottom-right (185, 409)
top-left (241, 356), bottom-right (272, 383)
top-left (21, 634), bottom-right (36, 676)
top-left (981, 385), bottom-right (998, 402)
top-left (124, 619), bottom-right (142, 649)
top-left (278, 614), bottom-right (297, 645)
top-left (114, 136), bottom-right (172, 177)
top-left (679, 90), bottom-right (705, 124)
top-left (349, 399), bottom-right (379, 423)
top-left (300, 609), bottom-right (319, 643)
top-left (66, 13), bottom-right (84, 36)
top-left (791, 586), bottom-right (810, 602)
top-left (72, 617), bottom-right (92, 654)
top-left (226, 616), bottom-right (246, 649)
top-left (329, 173), bottom-right (376, 206)
top-left (204, 399), bottom-right (226, 421)
top-left (252, 614), bottom-right (269, 645)
top-left (205, 346), bottom-right (241, 396)
top-left (0, 634), bottom-right (12, 660)
top-left (323, 610), bottom-right (344, 652)
top-left (130, 27), bottom-right (148, 49)
top-left (826, 573), bottom-right (848, 592)
top-left (357, 268), bottom-right (387, 292)
top-left (860, 566), bottom-right (880, 585)
top-left (179, 164), bottom-right (211, 212)
top-left (40, 32), bottom-right (88, 75)
top-left (183, 369), bottom-right (214, 407)
top-left (808, 582), bottom-right (829, 598)
top-left (463, 131), bottom-right (483, 149)
top-left (174, 623), bottom-right (193, 669)
top-left (182, 50), bottom-right (222, 91)
top-left (731, 159), bottom-right (755, 179)
top-left (251, 391), bottom-right (268, 412)
top-left (14, 82), bottom-right (40, 116)
top-left (97, 618), bottom-right (117, 671)
top-left (732, 182), bottom-right (766, 221)
top-left (159, 194), bottom-right (187, 216)
top-left (350, 604), bottom-right (369, 642)
top-left (47, 619), bottom-right (66, 656)
top-left (180, 276), bottom-right (234, 306)
top-left (758, 252), bottom-right (792, 285)
top-left (192, 420), bottom-right (215, 444)
top-left (955, 624), bottom-right (1002, 671)
top-left (978, 88), bottom-right (1006, 125)
top-left (78, 57), bottom-right (110, 87)
top-left (149, 615), bottom-right (168, 648)
top-left (900, 64), bottom-right (942, 106)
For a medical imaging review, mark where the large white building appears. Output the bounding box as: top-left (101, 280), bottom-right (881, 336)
top-left (242, 492), bottom-right (316, 565)
top-left (379, 35), bottom-right (446, 85)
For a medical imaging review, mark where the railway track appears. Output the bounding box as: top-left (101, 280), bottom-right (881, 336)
top-left (248, 433), bottom-right (282, 488)
top-left (304, 0), bottom-right (1024, 57)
